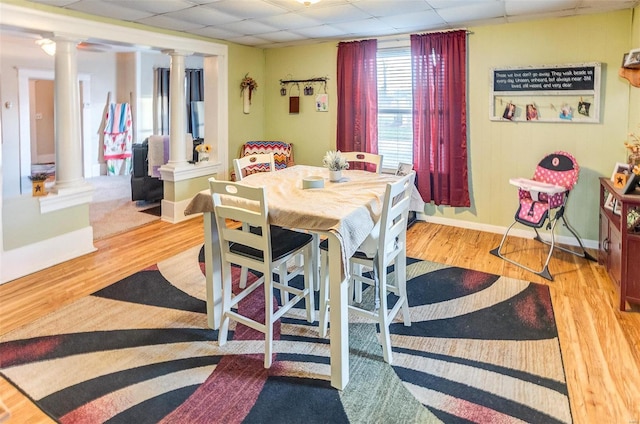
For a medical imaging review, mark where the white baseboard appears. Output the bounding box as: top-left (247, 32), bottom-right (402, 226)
top-left (416, 212), bottom-right (599, 250)
top-left (161, 198), bottom-right (200, 224)
top-left (1, 226), bottom-right (96, 284)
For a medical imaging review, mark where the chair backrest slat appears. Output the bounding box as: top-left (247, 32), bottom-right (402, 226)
top-left (233, 152), bottom-right (276, 181)
top-left (209, 179), bottom-right (272, 264)
top-left (341, 151), bottom-right (383, 173)
top-left (379, 171), bottom-right (415, 261)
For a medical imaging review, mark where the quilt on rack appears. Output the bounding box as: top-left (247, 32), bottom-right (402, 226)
top-left (103, 102), bottom-right (133, 176)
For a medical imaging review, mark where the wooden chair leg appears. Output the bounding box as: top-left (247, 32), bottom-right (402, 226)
top-left (377, 268), bottom-right (393, 364)
top-left (319, 250), bottom-right (330, 338)
top-left (304, 246), bottom-right (315, 323)
top-left (219, 264), bottom-right (233, 346)
top-left (264, 275), bottom-right (274, 368)
top-left (239, 266), bottom-right (248, 289)
top-left (278, 263), bottom-right (288, 304)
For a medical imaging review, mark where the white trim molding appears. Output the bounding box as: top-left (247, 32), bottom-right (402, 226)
top-left (416, 212), bottom-right (599, 250)
top-left (1, 227), bottom-right (96, 284)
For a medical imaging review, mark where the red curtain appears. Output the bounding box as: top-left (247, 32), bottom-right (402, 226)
top-left (336, 39), bottom-right (378, 170)
top-left (411, 30), bottom-right (469, 207)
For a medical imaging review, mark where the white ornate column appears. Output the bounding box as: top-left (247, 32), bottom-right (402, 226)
top-left (50, 35), bottom-right (87, 193)
top-left (165, 49), bottom-right (191, 169)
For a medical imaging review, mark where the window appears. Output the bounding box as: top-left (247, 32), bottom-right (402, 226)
top-left (377, 47), bottom-right (413, 171)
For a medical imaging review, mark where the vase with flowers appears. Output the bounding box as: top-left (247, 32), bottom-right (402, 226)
top-left (323, 150), bottom-right (349, 182)
top-left (29, 173), bottom-right (49, 196)
top-left (240, 73), bottom-right (258, 114)
top-left (625, 125), bottom-right (640, 167)
top-left (195, 143), bottom-right (212, 163)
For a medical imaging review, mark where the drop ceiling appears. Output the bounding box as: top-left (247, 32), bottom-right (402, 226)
top-left (17, 0), bottom-right (640, 48)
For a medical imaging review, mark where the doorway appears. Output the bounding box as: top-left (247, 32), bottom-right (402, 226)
top-left (18, 68), bottom-right (92, 194)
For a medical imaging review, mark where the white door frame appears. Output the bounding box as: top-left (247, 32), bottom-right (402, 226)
top-left (18, 68), bottom-right (92, 194)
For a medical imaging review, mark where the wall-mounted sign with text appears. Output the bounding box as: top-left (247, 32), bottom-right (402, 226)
top-left (490, 62), bottom-right (601, 123)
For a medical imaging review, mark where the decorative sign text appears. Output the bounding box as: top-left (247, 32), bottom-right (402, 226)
top-left (493, 66), bottom-right (596, 92)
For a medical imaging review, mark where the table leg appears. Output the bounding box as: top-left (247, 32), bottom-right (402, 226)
top-left (328, 233), bottom-right (349, 390)
top-left (203, 211), bottom-right (223, 330)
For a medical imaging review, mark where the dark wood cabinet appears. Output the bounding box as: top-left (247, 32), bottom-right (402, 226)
top-left (599, 177), bottom-right (640, 310)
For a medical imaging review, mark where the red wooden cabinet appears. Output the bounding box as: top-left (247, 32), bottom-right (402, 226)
top-left (599, 177), bottom-right (640, 311)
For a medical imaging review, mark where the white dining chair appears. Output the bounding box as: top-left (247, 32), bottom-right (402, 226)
top-left (209, 178), bottom-right (315, 368)
top-left (233, 152), bottom-right (276, 181)
top-left (341, 151), bottom-right (383, 173)
top-left (338, 151), bottom-right (384, 296)
top-left (233, 152), bottom-right (305, 298)
top-left (318, 171), bottom-right (415, 364)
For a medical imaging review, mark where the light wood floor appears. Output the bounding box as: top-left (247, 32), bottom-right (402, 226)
top-left (1, 218), bottom-right (639, 423)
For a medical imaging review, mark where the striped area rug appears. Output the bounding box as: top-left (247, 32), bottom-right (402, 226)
top-left (0, 245), bottom-right (571, 423)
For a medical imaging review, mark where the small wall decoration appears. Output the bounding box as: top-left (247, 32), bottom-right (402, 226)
top-left (289, 83), bottom-right (300, 114)
top-left (490, 62), bottom-right (601, 123)
top-left (559, 104), bottom-right (573, 120)
top-left (279, 76), bottom-right (329, 114)
top-left (240, 73), bottom-right (258, 114)
top-left (502, 103), bottom-right (516, 120)
top-left (316, 94), bottom-right (329, 112)
top-left (623, 48), bottom-right (640, 69)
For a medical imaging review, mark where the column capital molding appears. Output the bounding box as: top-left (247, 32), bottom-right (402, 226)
top-left (161, 49), bottom-right (194, 57)
top-left (38, 32), bottom-right (86, 44)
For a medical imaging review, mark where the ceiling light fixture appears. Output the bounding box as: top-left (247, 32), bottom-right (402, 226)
top-left (36, 38), bottom-right (56, 56)
top-left (296, 0), bottom-right (321, 6)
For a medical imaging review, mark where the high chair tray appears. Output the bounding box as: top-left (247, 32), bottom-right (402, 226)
top-left (509, 178), bottom-right (565, 194)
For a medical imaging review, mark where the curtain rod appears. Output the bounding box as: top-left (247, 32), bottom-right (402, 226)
top-left (341, 28), bottom-right (472, 45)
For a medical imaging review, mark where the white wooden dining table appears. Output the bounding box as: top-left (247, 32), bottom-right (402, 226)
top-left (185, 164), bottom-right (402, 390)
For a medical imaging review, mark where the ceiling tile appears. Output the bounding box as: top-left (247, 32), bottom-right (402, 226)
top-left (107, 0), bottom-right (195, 15)
top-left (255, 12), bottom-right (324, 30)
top-left (297, 3), bottom-right (372, 24)
top-left (256, 30), bottom-right (309, 42)
top-left (204, 0), bottom-right (288, 18)
top-left (190, 26), bottom-right (243, 39)
top-left (331, 18), bottom-right (397, 35)
top-left (354, 0), bottom-right (434, 16)
top-left (378, 10), bottom-right (446, 29)
top-left (65, 0), bottom-right (155, 21)
top-left (216, 19), bottom-right (280, 36)
top-left (165, 6), bottom-right (240, 26)
top-left (436, 2), bottom-right (506, 24)
top-left (293, 24), bottom-right (346, 38)
top-left (226, 34), bottom-right (271, 46)
top-left (137, 15), bottom-right (206, 32)
top-left (27, 0), bottom-right (77, 6)
top-left (506, 0), bottom-right (579, 16)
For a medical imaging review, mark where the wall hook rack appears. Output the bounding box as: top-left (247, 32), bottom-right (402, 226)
top-left (279, 77), bottom-right (328, 96)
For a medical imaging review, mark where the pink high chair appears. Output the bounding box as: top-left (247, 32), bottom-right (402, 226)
top-left (490, 151), bottom-right (596, 280)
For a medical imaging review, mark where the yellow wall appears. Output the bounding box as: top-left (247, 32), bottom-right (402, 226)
top-left (226, 43), bottom-right (266, 178)
top-left (3, 198), bottom-right (89, 250)
top-left (629, 6), bottom-right (640, 135)
top-left (264, 43), bottom-right (338, 167)
top-left (262, 10), bottom-right (635, 242)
